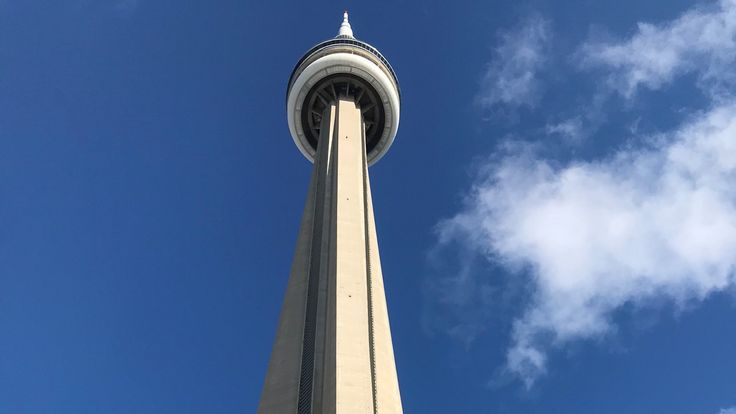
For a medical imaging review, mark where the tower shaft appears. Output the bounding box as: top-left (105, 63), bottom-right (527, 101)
top-left (259, 97), bottom-right (403, 414)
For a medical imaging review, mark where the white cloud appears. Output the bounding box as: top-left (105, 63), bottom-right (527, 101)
top-left (432, 0), bottom-right (736, 390)
top-left (478, 16), bottom-right (551, 109)
top-left (580, 0), bottom-right (736, 98)
top-left (545, 117), bottom-right (585, 144)
top-left (719, 408), bottom-right (736, 414)
top-left (438, 102), bottom-right (736, 387)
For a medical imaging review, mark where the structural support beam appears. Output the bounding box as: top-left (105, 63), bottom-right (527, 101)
top-left (258, 97), bottom-right (403, 414)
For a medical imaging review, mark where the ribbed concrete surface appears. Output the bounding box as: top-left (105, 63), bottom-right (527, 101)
top-left (258, 97), bottom-right (403, 413)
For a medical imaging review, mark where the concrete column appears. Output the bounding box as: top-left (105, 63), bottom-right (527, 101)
top-left (258, 97), bottom-right (402, 414)
top-left (333, 98), bottom-right (374, 413)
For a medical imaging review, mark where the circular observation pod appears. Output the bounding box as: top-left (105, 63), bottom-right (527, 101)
top-left (286, 13), bottom-right (401, 166)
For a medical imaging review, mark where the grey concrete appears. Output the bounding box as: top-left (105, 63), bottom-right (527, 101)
top-left (258, 97), bottom-right (403, 413)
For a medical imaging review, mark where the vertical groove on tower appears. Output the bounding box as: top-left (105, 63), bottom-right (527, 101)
top-left (295, 145), bottom-right (320, 414)
top-left (312, 104), bottom-right (336, 414)
top-left (361, 115), bottom-right (379, 413)
top-left (296, 104), bottom-right (337, 414)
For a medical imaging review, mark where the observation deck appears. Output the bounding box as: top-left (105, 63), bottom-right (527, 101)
top-left (286, 12), bottom-right (401, 166)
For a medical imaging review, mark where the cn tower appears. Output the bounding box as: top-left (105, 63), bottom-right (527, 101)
top-left (258, 12), bottom-right (403, 414)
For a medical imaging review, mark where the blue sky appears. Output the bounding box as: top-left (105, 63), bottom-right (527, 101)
top-left (1, 0), bottom-right (735, 413)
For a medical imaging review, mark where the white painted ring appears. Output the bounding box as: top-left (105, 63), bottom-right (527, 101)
top-left (287, 52), bottom-right (400, 166)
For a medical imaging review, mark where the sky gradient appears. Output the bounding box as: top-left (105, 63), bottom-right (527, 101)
top-left (1, 1), bottom-right (735, 413)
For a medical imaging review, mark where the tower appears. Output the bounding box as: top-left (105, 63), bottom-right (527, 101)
top-left (258, 12), bottom-right (403, 414)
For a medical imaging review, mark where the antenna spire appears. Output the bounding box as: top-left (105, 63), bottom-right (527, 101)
top-left (337, 11), bottom-right (354, 38)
